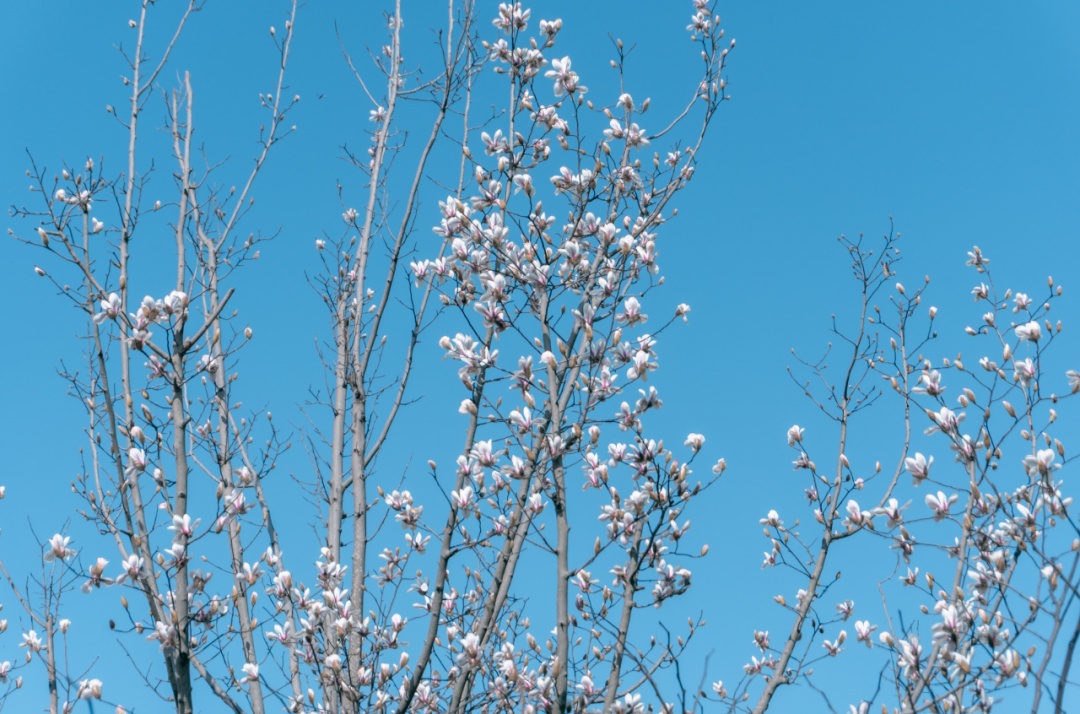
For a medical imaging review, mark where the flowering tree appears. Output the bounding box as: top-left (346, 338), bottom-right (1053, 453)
top-left (19, 2), bottom-right (1077, 713)
top-left (721, 231), bottom-right (1080, 713)
top-left (7, 1), bottom-right (732, 712)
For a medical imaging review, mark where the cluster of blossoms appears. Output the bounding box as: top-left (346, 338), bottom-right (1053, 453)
top-left (92, 290), bottom-right (189, 351)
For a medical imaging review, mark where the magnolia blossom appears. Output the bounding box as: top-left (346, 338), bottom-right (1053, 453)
top-left (169, 513), bottom-right (198, 540)
top-left (1015, 320), bottom-right (1041, 342)
top-left (786, 424), bottom-right (804, 446)
top-left (81, 557), bottom-right (112, 592)
top-left (965, 247), bottom-right (990, 270)
top-left (44, 533), bottom-right (76, 562)
top-left (687, 8), bottom-right (711, 35)
top-left (451, 486), bottom-right (474, 509)
top-left (603, 120), bottom-right (649, 148)
top-left (115, 554), bottom-right (144, 585)
top-left (492, 2), bottom-right (529, 31)
top-left (822, 630), bottom-right (846, 656)
top-left (125, 447), bottom-right (148, 478)
top-left (904, 452), bottom-right (933, 484)
top-left (792, 452), bottom-right (812, 470)
top-left (544, 56), bottom-right (585, 96)
top-left (844, 500), bottom-right (872, 528)
top-left (926, 407), bottom-right (963, 436)
top-left (1042, 563), bottom-right (1063, 589)
top-left (538, 17), bottom-right (561, 40)
top-left (616, 296), bottom-right (647, 326)
top-left (925, 491), bottom-right (957, 521)
top-left (932, 604), bottom-right (965, 645)
top-left (759, 510), bottom-right (782, 528)
top-left (1014, 357), bottom-right (1036, 386)
top-left (913, 370), bottom-right (945, 396)
top-left (77, 678), bottom-right (103, 700)
top-left (20, 630), bottom-right (42, 652)
top-left (1023, 448), bottom-right (1058, 478)
top-left (527, 492), bottom-right (545, 514)
top-left (898, 637), bottom-right (923, 679)
top-left (93, 293), bottom-right (122, 324)
top-left (160, 290), bottom-right (188, 316)
top-left (684, 433), bottom-right (705, 453)
top-left (625, 349), bottom-right (657, 381)
top-left (1068, 369), bottom-right (1080, 393)
top-left (874, 498), bottom-right (908, 529)
top-left (576, 675), bottom-right (597, 697)
top-left (855, 620), bottom-right (876, 646)
top-left (239, 662), bottom-right (259, 685)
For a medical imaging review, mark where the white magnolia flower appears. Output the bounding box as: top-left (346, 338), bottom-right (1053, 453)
top-left (1015, 321), bottom-right (1042, 342)
top-left (44, 534), bottom-right (76, 563)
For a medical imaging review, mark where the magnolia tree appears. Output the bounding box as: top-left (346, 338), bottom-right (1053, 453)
top-left (730, 233), bottom-right (1080, 713)
top-left (7, 1), bottom-right (733, 712)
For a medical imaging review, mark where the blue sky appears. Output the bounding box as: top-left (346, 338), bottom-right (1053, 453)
top-left (3, 1), bottom-right (1080, 712)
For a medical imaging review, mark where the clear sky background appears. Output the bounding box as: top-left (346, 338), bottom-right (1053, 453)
top-left (3, 1), bottom-right (1080, 712)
